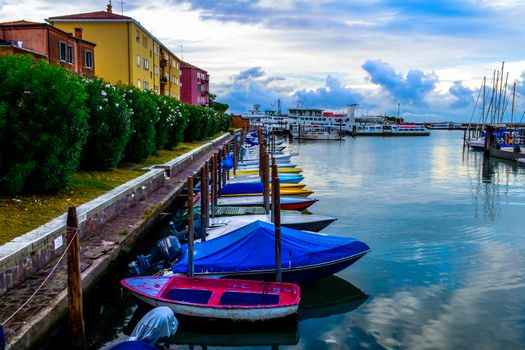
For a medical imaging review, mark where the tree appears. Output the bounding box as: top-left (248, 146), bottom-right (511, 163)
top-left (208, 92), bottom-right (229, 113)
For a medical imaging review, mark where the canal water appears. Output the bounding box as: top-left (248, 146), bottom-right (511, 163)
top-left (42, 131), bottom-right (525, 349)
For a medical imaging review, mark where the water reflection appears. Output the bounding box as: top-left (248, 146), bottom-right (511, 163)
top-left (299, 275), bottom-right (368, 320)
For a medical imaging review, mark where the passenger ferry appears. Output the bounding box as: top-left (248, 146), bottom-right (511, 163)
top-left (356, 123), bottom-right (430, 136)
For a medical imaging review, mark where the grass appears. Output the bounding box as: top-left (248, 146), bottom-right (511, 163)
top-left (0, 133), bottom-right (227, 245)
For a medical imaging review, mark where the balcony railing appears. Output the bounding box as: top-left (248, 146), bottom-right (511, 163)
top-left (160, 58), bottom-right (168, 67)
top-left (160, 77), bottom-right (168, 84)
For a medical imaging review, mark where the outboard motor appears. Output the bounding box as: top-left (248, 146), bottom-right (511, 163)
top-left (128, 236), bottom-right (182, 276)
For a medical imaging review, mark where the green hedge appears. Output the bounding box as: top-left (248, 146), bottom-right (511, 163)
top-left (80, 78), bottom-right (131, 170)
top-left (0, 54), bottom-right (231, 195)
top-left (0, 55), bottom-right (88, 195)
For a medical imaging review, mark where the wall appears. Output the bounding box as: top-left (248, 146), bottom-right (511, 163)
top-left (51, 21), bottom-right (129, 84)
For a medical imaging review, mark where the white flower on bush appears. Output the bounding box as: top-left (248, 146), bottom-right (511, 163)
top-left (115, 103), bottom-right (119, 108)
top-left (101, 90), bottom-right (107, 97)
top-left (105, 83), bottom-right (111, 89)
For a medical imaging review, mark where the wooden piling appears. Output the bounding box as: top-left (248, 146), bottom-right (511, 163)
top-left (273, 177), bottom-right (282, 282)
top-left (212, 154), bottom-right (218, 207)
top-left (66, 207), bottom-right (85, 350)
top-left (204, 161), bottom-right (210, 228)
top-left (200, 166), bottom-right (207, 242)
top-left (263, 150), bottom-right (270, 214)
top-left (187, 176), bottom-right (194, 277)
top-left (271, 157), bottom-right (278, 223)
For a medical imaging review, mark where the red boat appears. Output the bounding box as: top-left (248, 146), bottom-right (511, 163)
top-left (122, 276), bottom-right (301, 321)
top-left (217, 195), bottom-right (317, 211)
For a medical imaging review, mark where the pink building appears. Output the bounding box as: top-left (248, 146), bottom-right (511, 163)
top-left (181, 62), bottom-right (209, 106)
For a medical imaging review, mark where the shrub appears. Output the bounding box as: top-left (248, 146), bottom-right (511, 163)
top-left (80, 78), bottom-right (131, 170)
top-left (152, 94), bottom-right (186, 151)
top-left (0, 54), bottom-right (88, 195)
top-left (120, 86), bottom-right (159, 163)
top-left (160, 97), bottom-right (187, 149)
top-left (183, 104), bottom-right (203, 142)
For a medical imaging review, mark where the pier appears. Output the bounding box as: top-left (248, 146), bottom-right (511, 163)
top-left (0, 132), bottom-right (238, 350)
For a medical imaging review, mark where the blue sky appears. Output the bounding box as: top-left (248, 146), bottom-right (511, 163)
top-left (2, 0), bottom-right (525, 121)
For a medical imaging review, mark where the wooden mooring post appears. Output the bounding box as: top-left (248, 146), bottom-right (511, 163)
top-left (204, 161), bottom-right (210, 228)
top-left (187, 176), bottom-right (194, 277)
top-left (66, 207), bottom-right (86, 349)
top-left (263, 148), bottom-right (270, 214)
top-left (272, 173), bottom-right (282, 283)
top-left (200, 165), bottom-right (207, 242)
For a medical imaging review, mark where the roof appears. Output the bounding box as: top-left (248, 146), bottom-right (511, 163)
top-left (0, 20), bottom-right (45, 26)
top-left (181, 61), bottom-right (208, 73)
top-left (47, 11), bottom-right (132, 21)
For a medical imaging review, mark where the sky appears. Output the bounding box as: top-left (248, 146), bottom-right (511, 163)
top-left (2, 0), bottom-right (525, 121)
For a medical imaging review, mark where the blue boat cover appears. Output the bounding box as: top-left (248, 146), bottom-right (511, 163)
top-left (172, 221), bottom-right (370, 274)
top-left (220, 182), bottom-right (263, 195)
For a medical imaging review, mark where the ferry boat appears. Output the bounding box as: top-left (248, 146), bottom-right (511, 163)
top-left (355, 123), bottom-right (430, 136)
top-left (427, 122), bottom-right (464, 130)
top-left (284, 106), bottom-right (355, 133)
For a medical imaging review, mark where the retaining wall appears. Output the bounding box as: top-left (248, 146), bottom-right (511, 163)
top-left (0, 132), bottom-right (233, 296)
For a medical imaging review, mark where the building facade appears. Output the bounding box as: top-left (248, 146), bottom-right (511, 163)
top-left (0, 20), bottom-right (95, 75)
top-left (181, 62), bottom-right (209, 106)
top-left (47, 4), bottom-right (181, 97)
top-left (159, 45), bottom-right (182, 99)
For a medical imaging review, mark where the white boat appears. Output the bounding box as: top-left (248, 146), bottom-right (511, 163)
top-left (295, 128), bottom-right (344, 140)
top-left (356, 123), bottom-right (429, 136)
top-left (205, 213), bottom-right (337, 239)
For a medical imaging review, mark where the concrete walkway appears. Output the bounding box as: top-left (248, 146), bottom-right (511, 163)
top-left (0, 135), bottom-right (233, 350)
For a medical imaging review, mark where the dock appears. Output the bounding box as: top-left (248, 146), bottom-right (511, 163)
top-left (0, 132), bottom-right (237, 350)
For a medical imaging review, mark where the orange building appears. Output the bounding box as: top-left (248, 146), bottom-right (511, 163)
top-left (0, 20), bottom-right (95, 75)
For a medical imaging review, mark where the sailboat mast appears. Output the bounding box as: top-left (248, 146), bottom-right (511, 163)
top-left (511, 82), bottom-right (516, 125)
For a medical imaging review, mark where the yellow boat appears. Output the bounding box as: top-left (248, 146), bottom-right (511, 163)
top-left (236, 167), bottom-right (303, 175)
top-left (221, 188), bottom-right (314, 197)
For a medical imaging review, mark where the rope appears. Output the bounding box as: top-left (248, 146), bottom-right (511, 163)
top-left (1, 228), bottom-right (80, 326)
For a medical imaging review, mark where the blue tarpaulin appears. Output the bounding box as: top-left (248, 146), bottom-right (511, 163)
top-left (220, 182), bottom-right (263, 195)
top-left (172, 220), bottom-right (370, 274)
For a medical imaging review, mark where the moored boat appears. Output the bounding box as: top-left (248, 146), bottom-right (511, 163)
top-left (216, 195), bottom-right (317, 211)
top-left (236, 167), bottom-right (302, 175)
top-left (122, 276), bottom-right (301, 321)
top-left (171, 220), bottom-right (370, 284)
top-left (205, 213), bottom-right (337, 238)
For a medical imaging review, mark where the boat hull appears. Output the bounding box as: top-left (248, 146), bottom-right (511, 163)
top-left (189, 252), bottom-right (369, 285)
top-left (122, 276), bottom-right (300, 321)
top-left (217, 196), bottom-right (318, 211)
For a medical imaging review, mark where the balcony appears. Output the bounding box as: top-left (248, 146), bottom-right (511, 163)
top-left (160, 58), bottom-right (168, 67)
top-left (160, 76), bottom-right (168, 85)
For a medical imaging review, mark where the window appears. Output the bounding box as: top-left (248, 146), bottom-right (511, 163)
top-left (142, 35), bottom-right (148, 48)
top-left (154, 85), bottom-right (159, 94)
top-left (66, 45), bottom-right (74, 64)
top-left (172, 76), bottom-right (177, 84)
top-left (172, 60), bottom-right (176, 68)
top-left (165, 90), bottom-right (169, 96)
top-left (143, 82), bottom-right (149, 91)
top-left (59, 41), bottom-right (67, 61)
top-left (137, 79), bottom-right (141, 89)
top-left (84, 50), bottom-right (93, 69)
top-left (136, 30), bottom-right (140, 42)
top-left (153, 44), bottom-right (158, 55)
top-left (143, 59), bottom-right (149, 70)
top-left (59, 41), bottom-right (74, 63)
top-left (136, 55), bottom-right (141, 67)
top-left (153, 65), bottom-right (159, 75)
